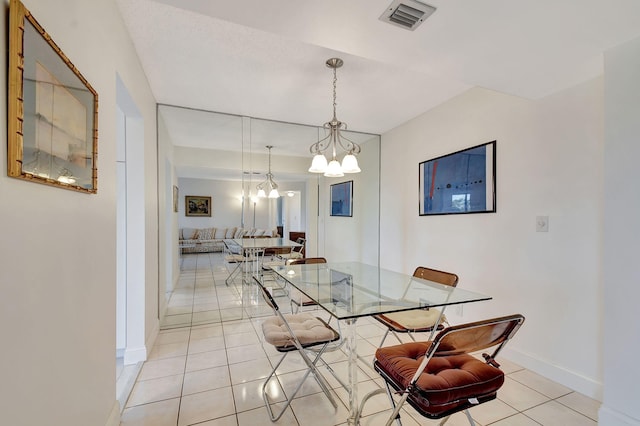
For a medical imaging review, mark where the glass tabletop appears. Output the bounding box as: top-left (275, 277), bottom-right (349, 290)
top-left (226, 238), bottom-right (301, 249)
top-left (272, 262), bottom-right (492, 320)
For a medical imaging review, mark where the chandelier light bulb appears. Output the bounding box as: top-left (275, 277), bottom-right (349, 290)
top-left (309, 154), bottom-right (328, 173)
top-left (324, 160), bottom-right (344, 177)
top-left (341, 154), bottom-right (361, 173)
top-left (257, 145), bottom-right (280, 198)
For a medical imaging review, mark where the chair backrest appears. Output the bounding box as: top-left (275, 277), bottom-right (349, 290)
top-left (253, 275), bottom-right (280, 311)
top-left (430, 314), bottom-right (525, 358)
top-left (292, 237), bottom-right (305, 253)
top-left (413, 266), bottom-right (459, 287)
top-left (397, 314), bottom-right (524, 391)
top-left (288, 257), bottom-right (327, 265)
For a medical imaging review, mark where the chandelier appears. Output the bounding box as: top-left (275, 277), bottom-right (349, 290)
top-left (308, 58), bottom-right (361, 177)
top-left (256, 145), bottom-right (280, 198)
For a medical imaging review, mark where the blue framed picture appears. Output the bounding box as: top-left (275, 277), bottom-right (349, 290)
top-left (419, 141), bottom-right (496, 216)
top-left (330, 180), bottom-right (353, 217)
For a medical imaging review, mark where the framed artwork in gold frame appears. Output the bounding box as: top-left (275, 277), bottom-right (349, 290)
top-left (8, 0), bottom-right (99, 193)
top-left (185, 196), bottom-right (211, 217)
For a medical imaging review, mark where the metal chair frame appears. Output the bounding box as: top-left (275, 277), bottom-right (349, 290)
top-left (254, 276), bottom-right (344, 421)
top-left (286, 257), bottom-right (327, 313)
top-left (374, 266), bottom-right (459, 346)
top-left (357, 314), bottom-right (525, 426)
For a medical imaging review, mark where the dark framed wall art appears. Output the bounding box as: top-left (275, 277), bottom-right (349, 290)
top-left (185, 196), bottom-right (211, 217)
top-left (419, 141), bottom-right (496, 216)
top-left (330, 181), bottom-right (353, 217)
top-left (7, 0), bottom-right (99, 193)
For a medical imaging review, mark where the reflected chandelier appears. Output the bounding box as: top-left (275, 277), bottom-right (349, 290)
top-left (308, 58), bottom-right (361, 177)
top-left (256, 145), bottom-right (280, 198)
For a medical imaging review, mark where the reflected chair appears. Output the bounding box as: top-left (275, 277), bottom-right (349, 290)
top-left (358, 314), bottom-right (525, 426)
top-left (224, 242), bottom-right (264, 286)
top-left (254, 276), bottom-right (342, 421)
top-left (374, 266), bottom-right (459, 347)
top-left (278, 237), bottom-right (305, 261)
top-left (287, 257), bottom-right (327, 313)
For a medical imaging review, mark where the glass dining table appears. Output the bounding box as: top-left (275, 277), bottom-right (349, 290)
top-left (224, 237), bottom-right (302, 285)
top-left (271, 261), bottom-right (492, 425)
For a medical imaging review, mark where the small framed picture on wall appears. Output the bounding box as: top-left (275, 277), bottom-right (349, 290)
top-left (330, 181), bottom-right (353, 217)
top-left (185, 195), bottom-right (211, 217)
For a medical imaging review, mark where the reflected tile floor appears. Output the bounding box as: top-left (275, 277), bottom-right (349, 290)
top-left (122, 253), bottom-right (601, 426)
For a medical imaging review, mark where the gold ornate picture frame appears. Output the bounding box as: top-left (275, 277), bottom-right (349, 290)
top-left (8, 0), bottom-right (99, 193)
top-left (185, 196), bottom-right (212, 217)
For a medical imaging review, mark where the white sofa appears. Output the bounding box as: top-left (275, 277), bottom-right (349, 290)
top-left (179, 227), bottom-right (279, 253)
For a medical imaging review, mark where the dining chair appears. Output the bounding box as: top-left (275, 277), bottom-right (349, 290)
top-left (224, 243), bottom-right (264, 286)
top-left (278, 237), bottom-right (305, 261)
top-left (374, 266), bottom-right (459, 346)
top-left (253, 276), bottom-right (342, 421)
top-left (287, 257), bottom-right (327, 313)
top-left (357, 314), bottom-right (525, 426)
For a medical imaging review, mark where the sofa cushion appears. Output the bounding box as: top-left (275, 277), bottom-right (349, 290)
top-left (182, 227), bottom-right (198, 240)
top-left (198, 227), bottom-right (214, 240)
top-left (214, 228), bottom-right (227, 239)
top-left (225, 227), bottom-right (237, 238)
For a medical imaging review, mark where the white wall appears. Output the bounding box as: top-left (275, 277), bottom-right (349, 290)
top-left (380, 80), bottom-right (604, 399)
top-left (178, 178), bottom-right (245, 229)
top-left (0, 1), bottom-right (158, 425)
top-left (320, 136), bottom-right (380, 264)
top-left (600, 36), bottom-right (640, 425)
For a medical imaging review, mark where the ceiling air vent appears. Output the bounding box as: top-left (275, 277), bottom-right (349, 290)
top-left (379, 0), bottom-right (436, 31)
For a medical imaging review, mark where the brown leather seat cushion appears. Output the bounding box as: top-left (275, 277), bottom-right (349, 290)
top-left (375, 341), bottom-right (504, 417)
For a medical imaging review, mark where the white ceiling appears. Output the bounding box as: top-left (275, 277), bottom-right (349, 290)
top-left (117, 0), bottom-right (640, 158)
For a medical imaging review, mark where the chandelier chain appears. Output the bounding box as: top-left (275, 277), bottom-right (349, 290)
top-left (332, 66), bottom-right (338, 121)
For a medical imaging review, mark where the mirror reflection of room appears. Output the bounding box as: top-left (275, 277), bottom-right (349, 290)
top-left (158, 105), bottom-right (380, 329)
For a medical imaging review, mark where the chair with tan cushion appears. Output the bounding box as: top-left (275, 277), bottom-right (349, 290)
top-left (287, 257), bottom-right (327, 313)
top-left (357, 314), bottom-right (525, 426)
top-left (278, 237), bottom-right (305, 260)
top-left (374, 266), bottom-right (459, 347)
top-left (255, 276), bottom-right (342, 422)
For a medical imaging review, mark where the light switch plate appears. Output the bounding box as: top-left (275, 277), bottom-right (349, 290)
top-left (536, 215), bottom-right (549, 232)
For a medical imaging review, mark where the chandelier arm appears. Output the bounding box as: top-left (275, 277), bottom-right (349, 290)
top-left (309, 132), bottom-right (333, 154)
top-left (336, 134), bottom-right (362, 155)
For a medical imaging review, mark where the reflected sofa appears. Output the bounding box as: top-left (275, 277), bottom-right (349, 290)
top-left (179, 227), bottom-right (279, 253)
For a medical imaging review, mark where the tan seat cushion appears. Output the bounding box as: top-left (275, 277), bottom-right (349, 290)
top-left (377, 308), bottom-right (445, 330)
top-left (225, 254), bottom-right (244, 263)
top-left (262, 313), bottom-right (337, 349)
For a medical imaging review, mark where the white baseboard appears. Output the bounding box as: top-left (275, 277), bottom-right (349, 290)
top-left (123, 346), bottom-right (147, 365)
top-left (599, 405), bottom-right (640, 425)
top-left (105, 400), bottom-right (120, 426)
top-left (147, 318), bottom-right (159, 351)
top-left (502, 347), bottom-right (603, 400)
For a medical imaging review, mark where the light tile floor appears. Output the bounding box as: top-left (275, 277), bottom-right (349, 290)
top-left (121, 253), bottom-right (601, 425)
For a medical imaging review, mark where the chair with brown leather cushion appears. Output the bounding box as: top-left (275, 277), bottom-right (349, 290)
top-left (374, 266), bottom-right (459, 346)
top-left (357, 314), bottom-right (525, 426)
top-left (287, 257), bottom-right (326, 313)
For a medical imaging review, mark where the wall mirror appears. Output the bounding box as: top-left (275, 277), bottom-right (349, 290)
top-left (157, 104), bottom-right (380, 329)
